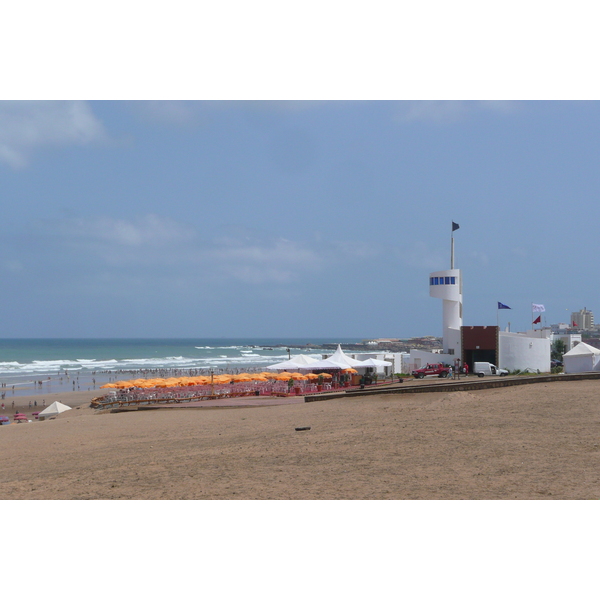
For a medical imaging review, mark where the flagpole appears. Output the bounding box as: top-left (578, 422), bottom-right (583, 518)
top-left (450, 222), bottom-right (459, 269)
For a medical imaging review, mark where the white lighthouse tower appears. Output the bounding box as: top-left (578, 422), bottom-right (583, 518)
top-left (429, 223), bottom-right (462, 357)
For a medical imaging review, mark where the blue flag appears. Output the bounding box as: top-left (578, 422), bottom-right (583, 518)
top-left (452, 221), bottom-right (460, 232)
top-left (498, 302), bottom-right (511, 309)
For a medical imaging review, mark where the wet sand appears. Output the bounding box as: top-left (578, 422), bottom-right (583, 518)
top-left (1, 378), bottom-right (599, 499)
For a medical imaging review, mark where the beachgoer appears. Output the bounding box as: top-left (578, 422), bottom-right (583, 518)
top-left (463, 363), bottom-right (469, 376)
top-left (448, 366), bottom-right (453, 379)
top-left (1, 402), bottom-right (3, 410)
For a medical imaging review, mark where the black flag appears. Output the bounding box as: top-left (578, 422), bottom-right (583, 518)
top-left (452, 221), bottom-right (460, 232)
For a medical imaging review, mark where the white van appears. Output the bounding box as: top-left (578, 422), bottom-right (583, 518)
top-left (473, 362), bottom-right (508, 377)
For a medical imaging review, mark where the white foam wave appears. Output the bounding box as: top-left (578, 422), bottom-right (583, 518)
top-left (0, 349), bottom-right (325, 377)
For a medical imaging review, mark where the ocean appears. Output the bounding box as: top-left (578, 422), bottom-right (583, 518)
top-left (0, 338), bottom-right (360, 398)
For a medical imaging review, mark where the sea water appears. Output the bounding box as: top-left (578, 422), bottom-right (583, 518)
top-left (0, 338), bottom-right (359, 398)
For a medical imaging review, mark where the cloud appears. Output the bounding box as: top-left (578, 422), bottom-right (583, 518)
top-left (131, 100), bottom-right (325, 126)
top-left (43, 213), bottom-right (391, 288)
top-left (400, 241), bottom-right (447, 270)
top-left (46, 214), bottom-right (325, 284)
top-left (394, 100), bottom-right (520, 124)
top-left (87, 214), bottom-right (195, 247)
top-left (132, 101), bottom-right (201, 125)
top-left (331, 240), bottom-right (381, 259)
top-left (1, 259), bottom-right (23, 273)
top-left (0, 101), bottom-right (107, 168)
top-left (200, 237), bottom-right (323, 284)
top-left (468, 250), bottom-right (490, 267)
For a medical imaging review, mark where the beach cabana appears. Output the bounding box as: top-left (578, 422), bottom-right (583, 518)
top-left (38, 401), bottom-right (72, 420)
top-left (563, 342), bottom-right (600, 374)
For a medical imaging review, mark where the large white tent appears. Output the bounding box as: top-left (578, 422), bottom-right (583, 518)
top-left (267, 345), bottom-right (393, 372)
top-left (266, 354), bottom-right (319, 370)
top-left (358, 357), bottom-right (393, 368)
top-left (305, 344), bottom-right (366, 370)
top-left (39, 401), bottom-right (72, 419)
top-left (563, 342), bottom-right (600, 374)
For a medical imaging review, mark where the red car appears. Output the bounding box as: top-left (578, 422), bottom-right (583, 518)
top-left (411, 363), bottom-right (451, 379)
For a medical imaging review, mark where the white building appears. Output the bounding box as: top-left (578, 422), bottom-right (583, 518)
top-left (409, 230), bottom-right (552, 373)
top-left (498, 329), bottom-right (551, 372)
top-left (429, 269), bottom-right (462, 358)
top-left (571, 308), bottom-right (594, 330)
top-left (550, 331), bottom-right (582, 352)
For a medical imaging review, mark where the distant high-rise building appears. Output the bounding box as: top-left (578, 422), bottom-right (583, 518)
top-left (571, 308), bottom-right (594, 330)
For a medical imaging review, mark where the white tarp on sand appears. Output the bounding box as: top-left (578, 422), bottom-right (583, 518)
top-left (39, 401), bottom-right (72, 418)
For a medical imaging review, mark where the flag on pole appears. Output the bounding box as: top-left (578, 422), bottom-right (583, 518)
top-left (498, 302), bottom-right (511, 309)
top-left (533, 315), bottom-right (541, 325)
top-left (452, 222), bottom-right (460, 232)
top-left (532, 303), bottom-right (545, 312)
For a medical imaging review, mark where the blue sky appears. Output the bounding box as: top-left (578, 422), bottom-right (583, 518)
top-left (1, 100), bottom-right (599, 338)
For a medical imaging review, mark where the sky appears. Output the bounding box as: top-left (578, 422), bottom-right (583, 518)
top-left (2, 2), bottom-right (600, 339)
top-left (2, 99), bottom-right (599, 338)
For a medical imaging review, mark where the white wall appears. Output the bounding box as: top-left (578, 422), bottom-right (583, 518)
top-left (551, 333), bottom-right (582, 352)
top-left (498, 332), bottom-right (551, 372)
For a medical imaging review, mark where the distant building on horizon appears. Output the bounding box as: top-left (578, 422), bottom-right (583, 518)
top-left (571, 308), bottom-right (594, 331)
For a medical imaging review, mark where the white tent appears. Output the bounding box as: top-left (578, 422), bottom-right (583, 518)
top-left (563, 342), bottom-right (600, 374)
top-left (358, 358), bottom-right (393, 368)
top-left (266, 355), bottom-right (318, 370)
top-left (305, 344), bottom-right (366, 370)
top-left (39, 401), bottom-right (72, 419)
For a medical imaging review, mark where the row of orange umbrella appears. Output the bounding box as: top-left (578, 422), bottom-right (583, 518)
top-left (100, 371), bottom-right (340, 390)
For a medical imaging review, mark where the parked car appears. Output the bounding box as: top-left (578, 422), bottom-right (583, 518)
top-left (473, 362), bottom-right (508, 377)
top-left (411, 363), bottom-right (451, 379)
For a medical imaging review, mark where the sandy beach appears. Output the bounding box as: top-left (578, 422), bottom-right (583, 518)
top-left (1, 378), bottom-right (599, 500)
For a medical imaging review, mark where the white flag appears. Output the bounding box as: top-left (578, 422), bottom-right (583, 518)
top-left (532, 303), bottom-right (545, 312)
